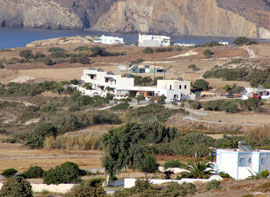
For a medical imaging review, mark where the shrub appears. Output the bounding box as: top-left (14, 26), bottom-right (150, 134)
top-left (134, 179), bottom-right (151, 192)
top-left (48, 47), bottom-right (65, 53)
top-left (163, 182), bottom-right (197, 196)
top-left (19, 50), bottom-right (34, 59)
top-left (35, 52), bottom-right (45, 59)
top-left (75, 46), bottom-right (89, 51)
top-left (252, 182), bottom-right (270, 192)
top-left (0, 63), bottom-right (4, 69)
top-left (51, 51), bottom-right (67, 58)
top-left (203, 49), bottom-right (214, 58)
top-left (43, 162), bottom-right (84, 184)
top-left (260, 170), bottom-right (269, 178)
top-left (190, 100), bottom-right (202, 109)
top-left (142, 47), bottom-right (154, 54)
top-left (1, 168), bottom-right (18, 178)
top-left (137, 154), bottom-right (159, 174)
top-left (0, 177), bottom-right (32, 197)
top-left (205, 180), bottom-right (221, 191)
top-left (219, 172), bottom-right (231, 178)
top-left (188, 64), bottom-right (199, 71)
top-left (111, 102), bottom-right (129, 111)
top-left (22, 166), bottom-right (44, 179)
top-left (164, 160), bottom-right (182, 169)
top-left (234, 37), bottom-right (257, 45)
top-left (44, 58), bottom-right (55, 66)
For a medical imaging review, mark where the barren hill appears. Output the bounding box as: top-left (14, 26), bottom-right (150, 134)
top-left (1, 0), bottom-right (270, 38)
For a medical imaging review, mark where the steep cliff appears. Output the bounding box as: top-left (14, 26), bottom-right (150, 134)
top-left (1, 0), bottom-right (270, 38)
top-left (93, 0), bottom-right (270, 39)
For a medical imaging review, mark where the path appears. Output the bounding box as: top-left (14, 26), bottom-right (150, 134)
top-left (242, 46), bottom-right (257, 58)
top-left (0, 97), bottom-right (34, 106)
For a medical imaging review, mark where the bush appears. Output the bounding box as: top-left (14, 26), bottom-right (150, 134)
top-left (48, 47), bottom-right (65, 53)
top-left (43, 162), bottom-right (84, 184)
top-left (190, 101), bottom-right (202, 109)
top-left (44, 58), bottom-right (56, 66)
top-left (137, 154), bottom-right (159, 174)
top-left (0, 177), bottom-right (32, 197)
top-left (111, 102), bottom-right (129, 111)
top-left (19, 50), bottom-right (34, 59)
top-left (142, 47), bottom-right (154, 54)
top-left (1, 168), bottom-right (18, 178)
top-left (219, 171), bottom-right (231, 178)
top-left (260, 170), bottom-right (269, 178)
top-left (134, 179), bottom-right (151, 192)
top-left (205, 180), bottom-right (221, 191)
top-left (0, 63), bottom-right (4, 69)
top-left (203, 49), bottom-right (214, 58)
top-left (164, 160), bottom-right (182, 169)
top-left (234, 37), bottom-right (257, 45)
top-left (51, 51), bottom-right (67, 58)
top-left (22, 166), bottom-right (44, 179)
top-left (35, 52), bottom-right (45, 59)
top-left (252, 182), bottom-right (270, 192)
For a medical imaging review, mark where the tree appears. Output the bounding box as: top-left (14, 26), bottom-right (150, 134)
top-left (19, 50), bottom-right (34, 59)
top-left (192, 79), bottom-right (209, 91)
top-left (1, 168), bottom-right (17, 178)
top-left (0, 177), bottom-right (33, 197)
top-left (136, 94), bottom-right (145, 104)
top-left (22, 166), bottom-right (44, 179)
top-left (181, 161), bottom-right (215, 179)
top-left (142, 47), bottom-right (153, 54)
top-left (25, 123), bottom-right (58, 148)
top-left (203, 49), bottom-right (214, 58)
top-left (43, 162), bottom-right (84, 184)
top-left (137, 154), bottom-right (159, 176)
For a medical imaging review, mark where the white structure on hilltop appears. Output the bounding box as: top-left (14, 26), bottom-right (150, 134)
top-left (80, 68), bottom-right (194, 102)
top-left (242, 85), bottom-right (270, 100)
top-left (215, 142), bottom-right (270, 180)
top-left (218, 41), bottom-right (229, 45)
top-left (138, 34), bottom-right (170, 47)
top-left (100, 35), bottom-right (124, 45)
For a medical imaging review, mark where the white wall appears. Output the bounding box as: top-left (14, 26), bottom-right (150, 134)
top-left (124, 176), bottom-right (223, 188)
top-left (0, 183), bottom-right (76, 194)
top-left (216, 150), bottom-right (239, 179)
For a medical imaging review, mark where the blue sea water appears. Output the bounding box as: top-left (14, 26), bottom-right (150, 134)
top-left (0, 27), bottom-right (250, 49)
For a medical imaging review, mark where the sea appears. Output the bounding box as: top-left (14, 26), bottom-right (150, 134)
top-left (0, 27), bottom-right (266, 50)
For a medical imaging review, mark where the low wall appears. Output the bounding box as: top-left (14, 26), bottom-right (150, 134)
top-left (0, 183), bottom-right (76, 193)
top-left (124, 175), bottom-right (223, 188)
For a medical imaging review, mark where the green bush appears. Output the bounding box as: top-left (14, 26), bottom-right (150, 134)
top-left (203, 49), bottom-right (214, 58)
top-left (48, 47), bottom-right (65, 53)
top-left (19, 50), bottom-right (34, 59)
top-left (111, 102), bottom-right (129, 111)
top-left (44, 58), bottom-right (56, 66)
top-left (137, 154), bottom-right (159, 174)
top-left (205, 180), bottom-right (221, 191)
top-left (1, 168), bottom-right (17, 178)
top-left (260, 170), bottom-right (269, 178)
top-left (164, 160), bottom-right (182, 169)
top-left (51, 51), bottom-right (67, 58)
top-left (35, 52), bottom-right (45, 59)
top-left (0, 177), bottom-right (32, 197)
top-left (219, 172), bottom-right (231, 178)
top-left (233, 37), bottom-right (257, 45)
top-left (142, 47), bottom-right (154, 54)
top-left (22, 166), bottom-right (44, 179)
top-left (43, 162), bottom-right (84, 184)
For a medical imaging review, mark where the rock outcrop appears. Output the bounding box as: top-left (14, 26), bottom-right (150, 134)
top-left (1, 0), bottom-right (270, 38)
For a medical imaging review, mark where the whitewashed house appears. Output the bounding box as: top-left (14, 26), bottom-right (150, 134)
top-left (100, 35), bottom-right (124, 45)
top-left (138, 34), bottom-right (170, 47)
top-left (80, 68), bottom-right (194, 102)
top-left (215, 142), bottom-right (270, 180)
top-left (242, 85), bottom-right (270, 100)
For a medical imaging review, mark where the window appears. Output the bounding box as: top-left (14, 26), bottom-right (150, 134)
top-left (170, 85), bottom-right (172, 90)
top-left (239, 158), bottom-right (245, 166)
top-left (261, 158), bottom-right (265, 164)
top-left (184, 85), bottom-right (187, 89)
top-left (179, 85), bottom-right (182, 89)
top-left (248, 158), bottom-right (252, 164)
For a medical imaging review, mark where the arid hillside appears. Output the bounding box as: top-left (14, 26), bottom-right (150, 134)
top-left (1, 0), bottom-right (270, 37)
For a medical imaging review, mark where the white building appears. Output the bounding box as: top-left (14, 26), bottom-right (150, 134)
top-left (138, 34), bottom-right (170, 47)
top-left (242, 86), bottom-right (270, 100)
top-left (100, 35), bottom-right (124, 45)
top-left (215, 143), bottom-right (270, 180)
top-left (80, 68), bottom-right (194, 102)
top-left (218, 41), bottom-right (229, 46)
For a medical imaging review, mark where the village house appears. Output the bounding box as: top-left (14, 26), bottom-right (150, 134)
top-left (138, 34), bottom-right (171, 47)
top-left (80, 68), bottom-right (194, 102)
top-left (215, 142), bottom-right (270, 180)
top-left (94, 35), bottom-right (124, 45)
top-left (242, 85), bottom-right (270, 100)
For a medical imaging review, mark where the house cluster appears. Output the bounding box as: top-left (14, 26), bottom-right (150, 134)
top-left (215, 142), bottom-right (270, 180)
top-left (129, 64), bottom-right (165, 74)
top-left (242, 85), bottom-right (270, 100)
top-left (79, 68), bottom-right (195, 102)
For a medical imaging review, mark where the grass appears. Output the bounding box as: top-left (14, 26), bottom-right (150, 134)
top-left (251, 182), bottom-right (270, 192)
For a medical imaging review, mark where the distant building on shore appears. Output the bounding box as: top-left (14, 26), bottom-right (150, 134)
top-left (138, 34), bottom-right (170, 47)
top-left (94, 35), bottom-right (124, 45)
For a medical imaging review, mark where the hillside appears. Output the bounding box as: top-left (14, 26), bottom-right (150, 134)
top-left (1, 0), bottom-right (270, 38)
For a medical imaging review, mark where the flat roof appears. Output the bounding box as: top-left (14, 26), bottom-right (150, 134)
top-left (217, 149), bottom-right (270, 153)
